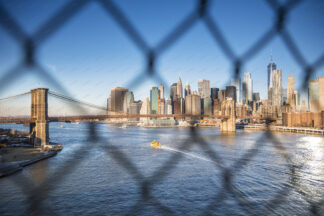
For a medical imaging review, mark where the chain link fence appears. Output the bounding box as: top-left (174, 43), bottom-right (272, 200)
top-left (0, 0), bottom-right (323, 215)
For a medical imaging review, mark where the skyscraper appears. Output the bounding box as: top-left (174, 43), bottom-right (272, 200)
top-left (267, 51), bottom-right (277, 89)
top-left (211, 88), bottom-right (219, 99)
top-left (185, 94), bottom-right (201, 116)
top-left (110, 87), bottom-right (129, 113)
top-left (185, 83), bottom-right (191, 97)
top-left (225, 86), bottom-right (236, 102)
top-left (165, 98), bottom-right (172, 114)
top-left (198, 79), bottom-right (210, 98)
top-left (218, 90), bottom-right (226, 103)
top-left (170, 83), bottom-right (177, 101)
top-left (308, 77), bottom-right (324, 112)
top-left (123, 91), bottom-right (134, 113)
top-left (202, 98), bottom-right (213, 115)
top-left (231, 78), bottom-right (240, 103)
top-left (252, 93), bottom-right (260, 101)
top-left (177, 77), bottom-right (183, 99)
top-left (159, 84), bottom-right (164, 99)
top-left (158, 99), bottom-right (165, 115)
top-left (150, 87), bottom-right (160, 114)
top-left (287, 75), bottom-right (294, 108)
top-left (294, 90), bottom-right (300, 109)
top-left (242, 73), bottom-right (253, 104)
top-left (271, 69), bottom-right (282, 109)
top-left (140, 97), bottom-right (150, 120)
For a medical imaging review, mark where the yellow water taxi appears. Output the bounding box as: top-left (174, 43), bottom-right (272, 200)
top-left (150, 140), bottom-right (161, 148)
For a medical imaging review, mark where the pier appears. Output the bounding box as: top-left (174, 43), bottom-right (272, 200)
top-left (244, 125), bottom-right (324, 135)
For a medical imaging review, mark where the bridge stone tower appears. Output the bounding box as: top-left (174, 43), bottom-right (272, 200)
top-left (220, 98), bottom-right (236, 133)
top-left (30, 88), bottom-right (49, 148)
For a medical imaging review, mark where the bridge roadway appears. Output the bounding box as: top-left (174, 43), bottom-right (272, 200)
top-left (0, 114), bottom-right (276, 124)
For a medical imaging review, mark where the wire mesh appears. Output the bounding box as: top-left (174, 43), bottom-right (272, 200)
top-left (0, 0), bottom-right (323, 215)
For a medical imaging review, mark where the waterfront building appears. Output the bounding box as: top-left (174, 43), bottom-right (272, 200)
top-left (184, 83), bottom-right (191, 97)
top-left (198, 79), bottom-right (210, 98)
top-left (211, 88), bottom-right (219, 99)
top-left (225, 86), bottom-right (236, 102)
top-left (140, 97), bottom-right (150, 120)
top-left (170, 83), bottom-right (177, 101)
top-left (110, 87), bottom-right (128, 113)
top-left (159, 84), bottom-right (164, 99)
top-left (123, 91), bottom-right (134, 113)
top-left (150, 87), bottom-right (160, 114)
top-left (185, 94), bottom-right (201, 116)
top-left (287, 75), bottom-right (295, 108)
top-left (177, 77), bottom-right (183, 99)
top-left (271, 69), bottom-right (282, 109)
top-left (282, 112), bottom-right (323, 129)
top-left (309, 77), bottom-right (324, 112)
top-left (242, 72), bottom-right (252, 104)
top-left (231, 78), bottom-right (241, 103)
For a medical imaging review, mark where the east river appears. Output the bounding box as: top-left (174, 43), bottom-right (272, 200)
top-left (0, 123), bottom-right (323, 215)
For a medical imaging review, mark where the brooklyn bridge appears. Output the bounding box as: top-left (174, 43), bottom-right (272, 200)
top-left (0, 88), bottom-right (275, 148)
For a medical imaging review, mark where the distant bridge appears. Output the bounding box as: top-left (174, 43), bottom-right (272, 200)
top-left (0, 88), bottom-right (276, 148)
top-left (0, 114), bottom-right (275, 124)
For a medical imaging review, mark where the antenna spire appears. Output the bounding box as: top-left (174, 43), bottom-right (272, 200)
top-left (270, 49), bottom-right (273, 62)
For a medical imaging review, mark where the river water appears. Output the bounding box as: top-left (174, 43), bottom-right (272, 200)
top-left (0, 123), bottom-right (323, 215)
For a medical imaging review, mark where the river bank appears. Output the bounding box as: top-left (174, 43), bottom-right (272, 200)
top-left (0, 128), bottom-right (60, 178)
top-left (244, 124), bottom-right (324, 135)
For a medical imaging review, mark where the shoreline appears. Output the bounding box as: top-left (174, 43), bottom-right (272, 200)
top-left (244, 125), bottom-right (324, 136)
top-left (0, 151), bottom-right (57, 178)
top-left (0, 128), bottom-right (61, 178)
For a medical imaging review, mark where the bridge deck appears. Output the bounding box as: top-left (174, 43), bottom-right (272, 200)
top-left (0, 115), bottom-right (276, 124)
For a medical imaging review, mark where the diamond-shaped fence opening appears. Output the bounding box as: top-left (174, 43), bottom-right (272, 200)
top-left (0, 0), bottom-right (323, 215)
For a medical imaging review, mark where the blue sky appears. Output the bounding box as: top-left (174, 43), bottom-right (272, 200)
top-left (0, 0), bottom-right (323, 110)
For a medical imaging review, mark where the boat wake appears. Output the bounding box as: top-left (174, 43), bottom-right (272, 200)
top-left (161, 146), bottom-right (213, 163)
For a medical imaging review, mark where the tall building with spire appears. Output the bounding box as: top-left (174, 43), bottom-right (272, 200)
top-left (177, 77), bottom-right (183, 99)
top-left (267, 50), bottom-right (277, 98)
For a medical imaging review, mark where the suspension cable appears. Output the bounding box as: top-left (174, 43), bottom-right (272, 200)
top-left (48, 91), bottom-right (107, 111)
